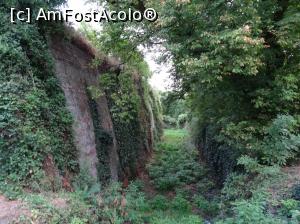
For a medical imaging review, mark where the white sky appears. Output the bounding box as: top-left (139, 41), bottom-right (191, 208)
top-left (61, 0), bottom-right (172, 92)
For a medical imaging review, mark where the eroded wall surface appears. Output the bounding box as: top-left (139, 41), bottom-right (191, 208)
top-left (49, 35), bottom-right (156, 181)
top-left (50, 36), bottom-right (119, 180)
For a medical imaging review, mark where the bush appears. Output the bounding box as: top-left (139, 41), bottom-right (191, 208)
top-left (148, 143), bottom-right (207, 191)
top-left (177, 113), bottom-right (188, 128)
top-left (290, 210), bottom-right (300, 224)
top-left (151, 214), bottom-right (203, 224)
top-left (96, 182), bottom-right (152, 224)
top-left (70, 217), bottom-right (88, 224)
top-left (221, 173), bottom-right (253, 202)
top-left (19, 192), bottom-right (97, 224)
top-left (72, 167), bottom-right (98, 192)
top-left (170, 194), bottom-right (192, 213)
top-left (217, 196), bottom-right (282, 224)
top-left (194, 195), bottom-right (219, 217)
top-left (258, 115), bottom-right (300, 166)
top-left (196, 178), bottom-right (215, 194)
top-left (149, 195), bottom-right (169, 210)
top-left (0, 179), bottom-right (23, 200)
top-left (163, 115), bottom-right (177, 128)
top-left (292, 183), bottom-right (300, 201)
top-left (280, 199), bottom-right (299, 217)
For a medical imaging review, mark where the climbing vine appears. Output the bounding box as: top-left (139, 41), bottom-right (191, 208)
top-left (99, 70), bottom-right (140, 123)
top-left (98, 69), bottom-right (143, 178)
top-left (86, 87), bottom-right (112, 182)
top-left (0, 2), bottom-right (77, 186)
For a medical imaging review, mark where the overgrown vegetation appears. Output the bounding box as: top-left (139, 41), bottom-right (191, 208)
top-left (148, 142), bottom-right (205, 191)
top-left (0, 0), bottom-right (77, 188)
top-left (10, 129), bottom-right (210, 224)
top-left (160, 92), bottom-right (188, 128)
top-left (88, 0), bottom-right (300, 222)
top-left (2, 128), bottom-right (300, 223)
top-left (1, 0), bottom-right (300, 223)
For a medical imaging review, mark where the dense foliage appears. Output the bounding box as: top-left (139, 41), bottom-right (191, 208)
top-left (0, 0), bottom-right (77, 187)
top-left (160, 91), bottom-right (188, 128)
top-left (89, 0), bottom-right (300, 222)
top-left (11, 130), bottom-right (214, 224)
top-left (0, 0), bottom-right (163, 188)
top-left (152, 0), bottom-right (300, 171)
top-left (92, 0), bottom-right (300, 170)
top-left (148, 142), bottom-right (206, 191)
top-left (1, 0), bottom-right (300, 223)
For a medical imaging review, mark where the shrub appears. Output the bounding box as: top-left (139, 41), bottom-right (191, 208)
top-left (194, 195), bottom-right (219, 217)
top-left (177, 113), bottom-right (188, 128)
top-left (170, 194), bottom-right (192, 213)
top-left (221, 173), bottom-right (253, 202)
top-left (258, 115), bottom-right (300, 166)
top-left (292, 183), bottom-right (300, 201)
top-left (151, 214), bottom-right (203, 224)
top-left (72, 167), bottom-right (98, 192)
top-left (290, 210), bottom-right (300, 224)
top-left (217, 196), bottom-right (282, 224)
top-left (149, 195), bottom-right (169, 210)
top-left (148, 143), bottom-right (207, 191)
top-left (163, 115), bottom-right (177, 128)
top-left (280, 199), bottom-right (299, 217)
top-left (0, 179), bottom-right (23, 200)
top-left (237, 155), bottom-right (281, 177)
top-left (196, 178), bottom-right (215, 194)
top-left (20, 192), bottom-right (97, 224)
top-left (96, 182), bottom-right (151, 224)
top-left (70, 217), bottom-right (88, 224)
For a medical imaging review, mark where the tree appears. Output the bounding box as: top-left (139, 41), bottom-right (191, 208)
top-left (92, 0), bottom-right (300, 170)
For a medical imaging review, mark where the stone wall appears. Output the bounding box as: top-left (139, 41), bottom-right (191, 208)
top-left (49, 32), bottom-right (157, 182)
top-left (50, 34), bottom-right (119, 181)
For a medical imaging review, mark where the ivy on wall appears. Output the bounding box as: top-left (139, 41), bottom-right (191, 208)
top-left (86, 87), bottom-right (112, 182)
top-left (99, 69), bottom-right (143, 178)
top-left (0, 3), bottom-right (77, 186)
top-left (99, 70), bottom-right (141, 123)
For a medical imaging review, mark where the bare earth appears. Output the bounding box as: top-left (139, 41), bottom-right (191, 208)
top-left (0, 194), bottom-right (68, 224)
top-left (0, 195), bottom-right (29, 224)
top-left (1, 163), bottom-right (299, 224)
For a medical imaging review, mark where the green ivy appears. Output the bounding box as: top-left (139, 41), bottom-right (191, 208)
top-left (0, 3), bottom-right (77, 186)
top-left (86, 87), bottom-right (111, 182)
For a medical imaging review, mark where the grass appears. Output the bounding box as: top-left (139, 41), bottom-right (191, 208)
top-left (7, 128), bottom-right (209, 224)
top-left (162, 129), bottom-right (188, 145)
top-left (146, 128), bottom-right (213, 222)
top-left (3, 127), bottom-right (300, 223)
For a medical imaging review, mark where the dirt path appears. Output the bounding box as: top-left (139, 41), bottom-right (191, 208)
top-left (282, 162), bottom-right (300, 188)
top-left (0, 195), bottom-right (29, 224)
top-left (268, 162), bottom-right (300, 202)
top-left (138, 171), bottom-right (157, 197)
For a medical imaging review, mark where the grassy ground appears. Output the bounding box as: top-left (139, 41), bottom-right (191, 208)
top-left (1, 129), bottom-right (214, 224)
top-left (144, 129), bottom-right (216, 223)
top-left (3, 129), bottom-right (300, 223)
top-left (162, 129), bottom-right (189, 145)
